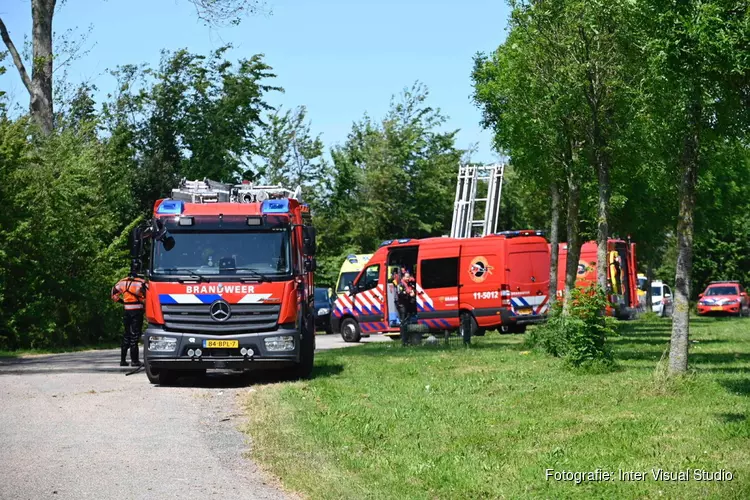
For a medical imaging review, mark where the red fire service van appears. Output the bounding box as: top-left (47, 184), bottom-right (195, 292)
top-left (331, 230), bottom-right (551, 342)
top-left (556, 239), bottom-right (639, 319)
top-left (131, 178), bottom-right (317, 385)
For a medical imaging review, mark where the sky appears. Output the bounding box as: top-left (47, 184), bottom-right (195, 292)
top-left (0, 0), bottom-right (511, 163)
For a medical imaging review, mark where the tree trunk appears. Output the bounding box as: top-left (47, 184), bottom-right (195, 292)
top-left (669, 97), bottom-right (701, 374)
top-left (0, 0), bottom-right (55, 135)
top-left (596, 155), bottom-right (610, 292)
top-left (31, 0), bottom-right (56, 134)
top-left (548, 179), bottom-right (561, 307)
top-left (563, 171), bottom-right (582, 316)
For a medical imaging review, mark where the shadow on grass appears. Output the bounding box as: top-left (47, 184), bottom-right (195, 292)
top-left (718, 378), bottom-right (750, 397)
top-left (320, 334), bottom-right (527, 359)
top-left (717, 412), bottom-right (747, 423)
top-left (159, 362), bottom-right (347, 389)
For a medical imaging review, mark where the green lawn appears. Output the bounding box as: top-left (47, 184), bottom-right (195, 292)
top-left (242, 316), bottom-right (750, 499)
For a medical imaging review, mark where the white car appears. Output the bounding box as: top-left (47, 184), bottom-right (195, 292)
top-left (651, 281), bottom-right (673, 317)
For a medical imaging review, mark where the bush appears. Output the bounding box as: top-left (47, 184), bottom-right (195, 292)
top-left (0, 121), bottom-right (135, 350)
top-left (526, 286), bottom-right (617, 369)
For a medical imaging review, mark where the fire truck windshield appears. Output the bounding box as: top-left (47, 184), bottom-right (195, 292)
top-left (151, 230), bottom-right (291, 279)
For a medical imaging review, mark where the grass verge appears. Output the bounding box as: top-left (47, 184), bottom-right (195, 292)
top-left (243, 316), bottom-right (750, 499)
top-left (0, 342), bottom-right (121, 358)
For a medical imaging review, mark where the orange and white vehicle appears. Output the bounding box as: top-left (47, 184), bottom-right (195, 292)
top-left (331, 230), bottom-right (551, 342)
top-left (132, 179), bottom-right (317, 385)
top-left (556, 239), bottom-right (639, 319)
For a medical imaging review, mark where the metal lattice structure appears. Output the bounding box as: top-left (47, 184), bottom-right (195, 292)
top-left (450, 163), bottom-right (506, 238)
top-left (169, 178), bottom-right (302, 204)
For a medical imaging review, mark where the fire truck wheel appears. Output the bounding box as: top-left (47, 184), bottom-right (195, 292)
top-left (341, 318), bottom-right (361, 343)
top-left (145, 361), bottom-right (178, 386)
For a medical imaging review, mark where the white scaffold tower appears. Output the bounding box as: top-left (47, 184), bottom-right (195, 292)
top-left (169, 178), bottom-right (303, 204)
top-left (450, 163), bottom-right (506, 238)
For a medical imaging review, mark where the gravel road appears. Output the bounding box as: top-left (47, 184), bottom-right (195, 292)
top-left (0, 334), bottom-right (390, 500)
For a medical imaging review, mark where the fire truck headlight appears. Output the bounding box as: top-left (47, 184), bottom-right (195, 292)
top-left (317, 308), bottom-right (330, 316)
top-left (148, 336), bottom-right (177, 352)
top-left (264, 336), bottom-right (295, 352)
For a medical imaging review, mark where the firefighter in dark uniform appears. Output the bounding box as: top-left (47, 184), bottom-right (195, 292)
top-left (398, 271), bottom-right (418, 345)
top-left (111, 267), bottom-right (147, 367)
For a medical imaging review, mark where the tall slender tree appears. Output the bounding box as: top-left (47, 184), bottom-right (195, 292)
top-left (638, 0), bottom-right (749, 373)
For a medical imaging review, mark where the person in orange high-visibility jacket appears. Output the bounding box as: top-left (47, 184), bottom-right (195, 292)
top-left (111, 272), bottom-right (147, 367)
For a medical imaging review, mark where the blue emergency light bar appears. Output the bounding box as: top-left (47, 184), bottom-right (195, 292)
top-left (261, 199), bottom-right (290, 214)
top-left (157, 200), bottom-right (185, 214)
top-left (379, 238), bottom-right (412, 247)
top-left (495, 229), bottom-right (545, 238)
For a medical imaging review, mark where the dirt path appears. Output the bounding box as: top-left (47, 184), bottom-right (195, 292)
top-left (0, 335), bottom-right (390, 499)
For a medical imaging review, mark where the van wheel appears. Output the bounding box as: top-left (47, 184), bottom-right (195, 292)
top-left (459, 313), bottom-right (477, 345)
top-left (500, 325), bottom-right (526, 334)
top-left (145, 360), bottom-right (178, 386)
top-left (341, 318), bottom-right (361, 343)
top-left (474, 328), bottom-right (486, 337)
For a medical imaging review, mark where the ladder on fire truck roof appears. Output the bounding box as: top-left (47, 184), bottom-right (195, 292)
top-left (449, 163), bottom-right (505, 239)
top-left (169, 178), bottom-right (303, 204)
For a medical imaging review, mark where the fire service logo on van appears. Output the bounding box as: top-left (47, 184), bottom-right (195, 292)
top-left (469, 256), bottom-right (494, 283)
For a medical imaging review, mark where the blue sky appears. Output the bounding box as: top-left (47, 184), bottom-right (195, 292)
top-left (0, 0), bottom-right (510, 162)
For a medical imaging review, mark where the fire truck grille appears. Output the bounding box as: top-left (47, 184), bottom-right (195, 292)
top-left (161, 304), bottom-right (281, 334)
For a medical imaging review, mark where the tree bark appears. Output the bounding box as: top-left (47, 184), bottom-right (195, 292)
top-left (563, 170), bottom-right (582, 316)
top-left (31, 0), bottom-right (56, 134)
top-left (669, 96), bottom-right (701, 374)
top-left (548, 179), bottom-right (561, 306)
top-left (0, 0), bottom-right (56, 135)
top-left (596, 154), bottom-right (610, 292)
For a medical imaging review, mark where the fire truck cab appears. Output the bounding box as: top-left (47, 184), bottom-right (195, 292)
top-left (556, 239), bottom-right (639, 319)
top-left (331, 230), bottom-right (551, 342)
top-left (135, 179), bottom-right (317, 385)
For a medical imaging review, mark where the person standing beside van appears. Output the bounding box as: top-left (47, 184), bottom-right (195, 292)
top-left (398, 271), bottom-right (418, 345)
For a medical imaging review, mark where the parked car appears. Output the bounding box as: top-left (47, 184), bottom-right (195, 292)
top-left (650, 280), bottom-right (673, 317)
top-left (314, 287), bottom-right (334, 334)
top-left (696, 281), bottom-right (749, 317)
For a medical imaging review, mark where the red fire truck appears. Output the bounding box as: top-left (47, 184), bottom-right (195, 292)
top-left (132, 179), bottom-right (317, 385)
top-left (331, 230), bottom-right (551, 342)
top-left (555, 239), bottom-right (639, 319)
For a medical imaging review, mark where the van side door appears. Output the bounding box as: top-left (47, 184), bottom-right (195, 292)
top-left (417, 249), bottom-right (460, 330)
top-left (353, 263), bottom-right (385, 333)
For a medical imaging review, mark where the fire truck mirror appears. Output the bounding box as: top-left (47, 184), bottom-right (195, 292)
top-left (161, 234), bottom-right (175, 251)
top-left (304, 258), bottom-right (317, 272)
top-left (151, 219), bottom-right (175, 251)
top-left (303, 226), bottom-right (317, 255)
